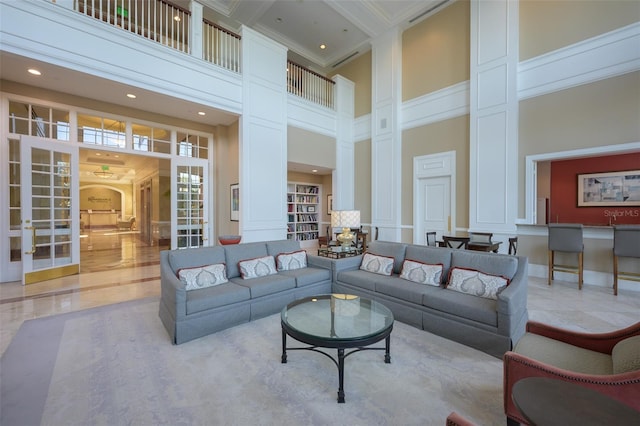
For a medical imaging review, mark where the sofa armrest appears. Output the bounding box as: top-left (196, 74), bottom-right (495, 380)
top-left (503, 350), bottom-right (640, 424)
top-left (160, 251), bottom-right (187, 320)
top-left (496, 256), bottom-right (528, 341)
top-left (526, 321), bottom-right (640, 354)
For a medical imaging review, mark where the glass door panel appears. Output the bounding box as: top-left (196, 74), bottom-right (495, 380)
top-left (173, 159), bottom-right (208, 249)
top-left (21, 136), bottom-right (79, 284)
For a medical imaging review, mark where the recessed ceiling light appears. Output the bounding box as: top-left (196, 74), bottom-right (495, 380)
top-left (198, 111), bottom-right (206, 116)
top-left (28, 68), bottom-right (41, 76)
top-left (276, 17), bottom-right (282, 23)
top-left (174, 15), bottom-right (181, 22)
top-left (320, 44), bottom-right (326, 50)
top-left (312, 169), bottom-right (318, 173)
top-left (126, 93), bottom-right (136, 99)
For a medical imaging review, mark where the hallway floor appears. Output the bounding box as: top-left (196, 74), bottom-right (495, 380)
top-left (1, 233), bottom-right (639, 356)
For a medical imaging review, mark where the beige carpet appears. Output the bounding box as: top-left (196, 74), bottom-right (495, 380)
top-left (1, 297), bottom-right (505, 425)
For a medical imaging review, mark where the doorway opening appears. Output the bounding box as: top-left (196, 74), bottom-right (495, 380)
top-left (79, 148), bottom-right (170, 272)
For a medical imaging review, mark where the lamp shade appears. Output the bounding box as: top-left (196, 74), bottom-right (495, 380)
top-left (331, 210), bottom-right (360, 229)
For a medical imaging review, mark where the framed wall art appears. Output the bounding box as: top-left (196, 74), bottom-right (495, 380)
top-left (230, 183), bottom-right (239, 221)
top-left (577, 170), bottom-right (640, 207)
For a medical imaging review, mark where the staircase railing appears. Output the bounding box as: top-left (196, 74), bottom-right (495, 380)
top-left (203, 19), bottom-right (241, 73)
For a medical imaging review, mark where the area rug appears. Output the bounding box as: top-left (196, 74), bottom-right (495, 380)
top-left (1, 298), bottom-right (505, 425)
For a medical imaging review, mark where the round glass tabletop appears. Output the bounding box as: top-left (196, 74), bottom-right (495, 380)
top-left (281, 294), bottom-right (394, 343)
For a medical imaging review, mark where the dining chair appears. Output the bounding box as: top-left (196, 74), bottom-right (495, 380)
top-left (613, 225), bottom-right (640, 295)
top-left (425, 231), bottom-right (437, 247)
top-left (508, 237), bottom-right (518, 255)
top-left (469, 232), bottom-right (493, 244)
top-left (548, 223), bottom-right (584, 289)
top-left (443, 236), bottom-right (469, 249)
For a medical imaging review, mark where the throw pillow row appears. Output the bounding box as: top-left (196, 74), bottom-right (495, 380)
top-left (359, 253), bottom-right (509, 299)
top-left (177, 250), bottom-right (308, 290)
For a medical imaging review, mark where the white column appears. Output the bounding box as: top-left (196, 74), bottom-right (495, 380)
top-left (189, 1), bottom-right (203, 60)
top-left (332, 75), bottom-right (355, 210)
top-left (469, 0), bottom-right (519, 233)
top-left (371, 29), bottom-right (402, 242)
top-left (239, 26), bottom-right (288, 242)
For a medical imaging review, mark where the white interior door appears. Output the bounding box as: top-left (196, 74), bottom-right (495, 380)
top-left (21, 136), bottom-right (79, 284)
top-left (417, 176), bottom-right (451, 244)
top-left (172, 158), bottom-right (209, 249)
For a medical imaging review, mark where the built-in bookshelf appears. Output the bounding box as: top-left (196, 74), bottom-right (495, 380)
top-left (287, 182), bottom-right (320, 244)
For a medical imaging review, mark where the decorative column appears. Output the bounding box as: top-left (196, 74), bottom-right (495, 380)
top-left (239, 26), bottom-right (288, 242)
top-left (469, 0), bottom-right (519, 233)
top-left (371, 29), bottom-right (403, 242)
top-left (332, 75), bottom-right (355, 210)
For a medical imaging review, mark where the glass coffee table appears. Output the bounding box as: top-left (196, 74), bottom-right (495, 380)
top-left (281, 294), bottom-right (394, 403)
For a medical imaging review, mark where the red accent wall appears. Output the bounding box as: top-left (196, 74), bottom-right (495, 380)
top-left (550, 153), bottom-right (640, 225)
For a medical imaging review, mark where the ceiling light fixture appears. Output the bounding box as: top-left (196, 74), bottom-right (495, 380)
top-left (198, 111), bottom-right (206, 116)
top-left (126, 93), bottom-right (136, 99)
top-left (93, 165), bottom-right (113, 179)
top-left (28, 68), bottom-right (41, 76)
top-left (320, 44), bottom-right (326, 50)
top-left (174, 15), bottom-right (181, 22)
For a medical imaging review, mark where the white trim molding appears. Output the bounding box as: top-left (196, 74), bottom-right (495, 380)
top-left (518, 22), bottom-right (640, 100)
top-left (402, 81), bottom-right (470, 131)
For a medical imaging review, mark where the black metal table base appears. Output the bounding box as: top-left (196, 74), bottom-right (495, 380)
top-left (281, 329), bottom-right (391, 403)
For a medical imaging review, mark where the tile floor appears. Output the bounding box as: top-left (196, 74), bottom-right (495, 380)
top-left (1, 232), bottom-right (639, 356)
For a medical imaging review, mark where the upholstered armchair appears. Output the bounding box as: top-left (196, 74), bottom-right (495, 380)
top-left (503, 321), bottom-right (640, 425)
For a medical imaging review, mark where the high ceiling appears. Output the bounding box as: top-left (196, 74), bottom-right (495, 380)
top-left (197, 0), bottom-right (450, 72)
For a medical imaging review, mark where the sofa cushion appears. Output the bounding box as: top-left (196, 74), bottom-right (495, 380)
top-left (279, 267), bottom-right (331, 287)
top-left (238, 255), bottom-right (277, 280)
top-left (450, 251), bottom-right (518, 281)
top-left (178, 263), bottom-right (228, 290)
top-left (367, 241), bottom-right (408, 274)
top-left (168, 246), bottom-right (226, 273)
top-left (513, 333), bottom-right (613, 375)
top-left (276, 250), bottom-right (307, 271)
top-left (230, 274), bottom-right (296, 298)
top-left (612, 335), bottom-right (640, 374)
top-left (405, 245), bottom-right (452, 277)
top-left (422, 288), bottom-right (498, 327)
top-left (446, 267), bottom-right (509, 300)
top-left (360, 253), bottom-right (394, 276)
top-left (224, 242), bottom-right (269, 279)
top-left (337, 270), bottom-right (378, 292)
top-left (186, 282), bottom-right (250, 315)
top-left (376, 276), bottom-right (442, 305)
top-left (399, 260), bottom-right (443, 286)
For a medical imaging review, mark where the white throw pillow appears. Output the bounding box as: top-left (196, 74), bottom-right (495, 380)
top-left (360, 253), bottom-right (394, 276)
top-left (447, 267), bottom-right (509, 299)
top-left (178, 263), bottom-right (228, 291)
top-left (399, 260), bottom-right (443, 286)
top-left (276, 250), bottom-right (307, 271)
top-left (238, 255), bottom-right (277, 279)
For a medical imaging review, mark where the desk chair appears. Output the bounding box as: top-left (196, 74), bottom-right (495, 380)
top-left (443, 236), bottom-right (469, 249)
top-left (548, 223), bottom-right (584, 289)
top-left (508, 237), bottom-right (518, 255)
top-left (425, 231), bottom-right (437, 247)
top-left (613, 225), bottom-right (640, 295)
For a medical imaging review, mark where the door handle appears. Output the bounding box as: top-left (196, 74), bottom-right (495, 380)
top-left (24, 226), bottom-right (36, 254)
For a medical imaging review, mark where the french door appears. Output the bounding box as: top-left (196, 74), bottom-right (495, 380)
top-left (173, 158), bottom-right (209, 249)
top-left (20, 136), bottom-right (79, 284)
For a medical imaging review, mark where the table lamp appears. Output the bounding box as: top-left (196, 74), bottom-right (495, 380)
top-left (331, 210), bottom-right (360, 249)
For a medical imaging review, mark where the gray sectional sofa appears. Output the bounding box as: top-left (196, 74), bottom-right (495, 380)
top-left (159, 240), bottom-right (332, 344)
top-left (331, 241), bottom-right (529, 358)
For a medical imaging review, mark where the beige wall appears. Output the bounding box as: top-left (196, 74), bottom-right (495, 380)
top-left (518, 71), bottom-right (640, 216)
top-left (402, 115), bottom-right (470, 230)
top-left (520, 0), bottom-right (640, 61)
top-left (354, 139), bottom-right (372, 224)
top-left (287, 126), bottom-right (336, 169)
top-left (215, 122), bottom-right (240, 237)
top-left (402, 0), bottom-right (470, 101)
top-left (331, 51), bottom-right (372, 118)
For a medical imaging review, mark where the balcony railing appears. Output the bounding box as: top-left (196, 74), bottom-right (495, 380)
top-left (203, 19), bottom-right (241, 73)
top-left (287, 61), bottom-right (335, 109)
top-left (76, 0), bottom-right (191, 53)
